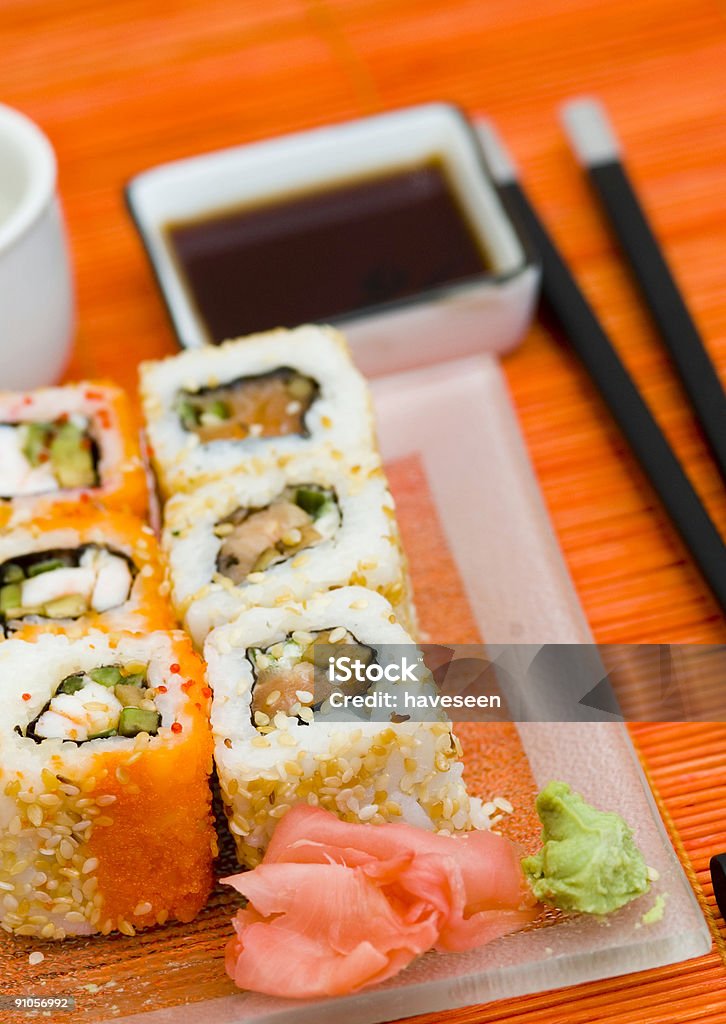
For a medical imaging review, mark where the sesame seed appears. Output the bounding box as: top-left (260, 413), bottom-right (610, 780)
top-left (37, 794), bottom-right (61, 808)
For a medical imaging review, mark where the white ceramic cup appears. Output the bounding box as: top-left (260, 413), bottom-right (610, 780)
top-left (0, 103), bottom-right (74, 389)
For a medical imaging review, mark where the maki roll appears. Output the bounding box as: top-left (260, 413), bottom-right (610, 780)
top-left (205, 587), bottom-right (486, 868)
top-left (0, 504), bottom-right (175, 639)
top-left (0, 382), bottom-right (147, 522)
top-left (140, 326), bottom-right (376, 497)
top-left (0, 631), bottom-right (215, 938)
top-left (163, 452), bottom-right (415, 647)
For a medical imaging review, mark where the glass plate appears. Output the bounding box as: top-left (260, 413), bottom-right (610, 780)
top-left (2, 355), bottom-right (709, 1024)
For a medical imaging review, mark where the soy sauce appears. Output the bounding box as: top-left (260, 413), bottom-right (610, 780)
top-left (165, 160), bottom-right (491, 344)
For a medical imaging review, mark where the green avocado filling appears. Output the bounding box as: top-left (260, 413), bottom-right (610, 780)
top-left (28, 664), bottom-right (162, 743)
top-left (21, 419), bottom-right (98, 490)
top-left (522, 781), bottom-right (650, 915)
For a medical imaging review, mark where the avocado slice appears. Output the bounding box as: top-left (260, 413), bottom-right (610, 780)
top-left (0, 582), bottom-right (23, 616)
top-left (49, 422), bottom-right (96, 489)
top-left (118, 707), bottom-right (160, 737)
top-left (21, 422), bottom-right (52, 467)
top-left (207, 399), bottom-right (230, 420)
top-left (295, 487), bottom-right (327, 517)
top-left (120, 671), bottom-right (146, 688)
top-left (27, 557), bottom-right (68, 577)
top-left (2, 563), bottom-right (25, 584)
top-left (177, 398), bottom-right (200, 430)
top-left (57, 673), bottom-right (86, 695)
top-left (43, 594), bottom-right (89, 619)
top-left (89, 665), bottom-right (124, 688)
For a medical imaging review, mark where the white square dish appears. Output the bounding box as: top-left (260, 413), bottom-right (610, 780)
top-left (125, 104), bottom-right (539, 377)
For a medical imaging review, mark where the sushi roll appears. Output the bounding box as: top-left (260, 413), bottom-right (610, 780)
top-left (0, 631), bottom-right (215, 938)
top-left (163, 452), bottom-right (415, 647)
top-left (205, 587), bottom-right (486, 868)
top-left (0, 382), bottom-right (147, 522)
top-left (0, 504), bottom-right (175, 639)
top-left (140, 325), bottom-right (377, 498)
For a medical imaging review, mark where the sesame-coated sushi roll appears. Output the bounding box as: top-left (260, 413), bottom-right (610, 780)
top-left (164, 452), bottom-right (415, 647)
top-left (0, 504), bottom-right (175, 639)
top-left (205, 587), bottom-right (485, 868)
top-left (0, 382), bottom-right (147, 523)
top-left (140, 326), bottom-right (376, 498)
top-left (0, 631), bottom-right (215, 939)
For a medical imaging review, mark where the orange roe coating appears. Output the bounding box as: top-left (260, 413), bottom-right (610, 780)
top-left (8, 503), bottom-right (176, 639)
top-left (85, 638), bottom-right (215, 930)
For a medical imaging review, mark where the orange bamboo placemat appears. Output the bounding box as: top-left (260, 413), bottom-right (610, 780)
top-left (2, 0), bottom-right (726, 1020)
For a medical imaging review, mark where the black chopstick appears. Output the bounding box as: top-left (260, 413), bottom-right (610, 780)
top-left (561, 98), bottom-right (726, 486)
top-left (477, 122), bottom-right (726, 614)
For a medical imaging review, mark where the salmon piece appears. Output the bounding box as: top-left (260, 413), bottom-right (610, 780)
top-left (223, 805), bottom-right (537, 998)
top-left (189, 369), bottom-right (317, 443)
top-left (251, 660), bottom-right (315, 718)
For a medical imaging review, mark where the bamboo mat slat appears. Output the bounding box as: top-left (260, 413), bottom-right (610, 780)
top-left (2, 1), bottom-right (726, 1021)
